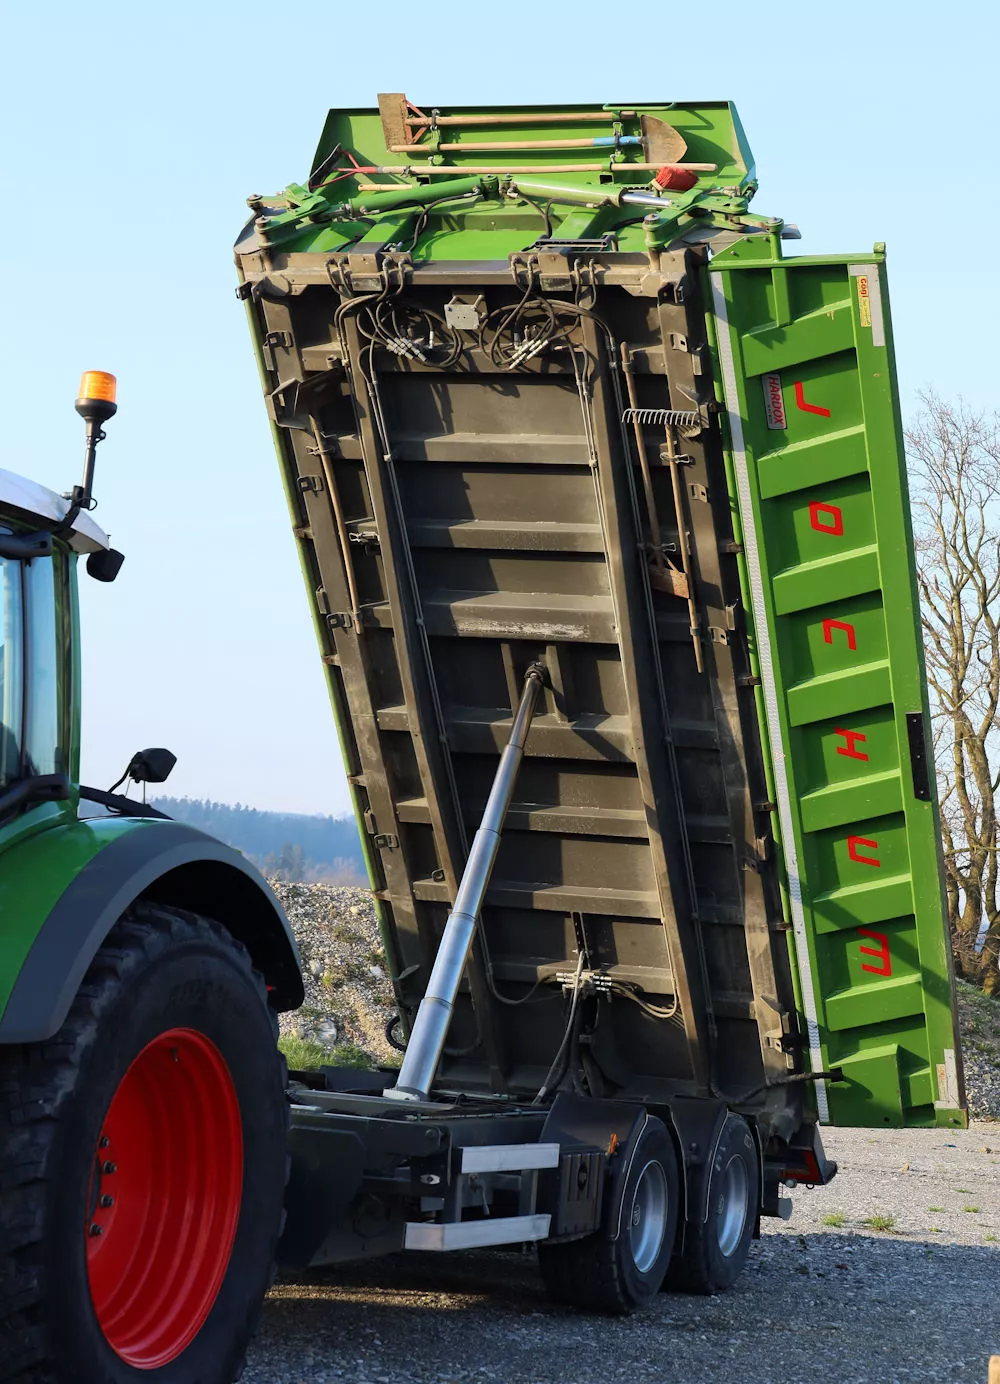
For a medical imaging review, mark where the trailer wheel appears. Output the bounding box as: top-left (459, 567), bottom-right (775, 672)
top-left (538, 1116), bottom-right (678, 1314)
top-left (0, 902), bottom-right (289, 1384)
top-left (668, 1112), bottom-right (758, 1294)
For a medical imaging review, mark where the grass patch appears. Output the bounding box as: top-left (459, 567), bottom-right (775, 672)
top-left (955, 1188), bottom-right (972, 1195)
top-left (279, 1036), bottom-right (331, 1070)
top-left (820, 1212), bottom-right (847, 1228)
top-left (929, 1227), bottom-right (942, 1233)
top-left (985, 1233), bottom-right (997, 1243)
top-left (278, 1036), bottom-right (375, 1072)
top-left (962, 1205), bottom-right (981, 1213)
top-left (332, 1041), bottom-right (376, 1069)
top-left (928, 1206), bottom-right (945, 1213)
top-left (863, 1213), bottom-right (898, 1233)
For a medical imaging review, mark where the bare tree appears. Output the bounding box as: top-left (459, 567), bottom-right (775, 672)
top-left (907, 393), bottom-right (1000, 995)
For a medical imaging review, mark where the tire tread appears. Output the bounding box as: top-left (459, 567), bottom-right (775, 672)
top-left (0, 903), bottom-right (288, 1383)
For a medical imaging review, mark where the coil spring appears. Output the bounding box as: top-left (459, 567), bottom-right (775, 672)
top-left (621, 407), bottom-right (701, 429)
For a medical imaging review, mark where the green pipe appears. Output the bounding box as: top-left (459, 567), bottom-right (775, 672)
top-left (348, 175), bottom-right (497, 218)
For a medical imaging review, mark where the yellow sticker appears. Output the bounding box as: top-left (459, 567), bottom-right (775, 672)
top-left (856, 274), bottom-right (872, 328)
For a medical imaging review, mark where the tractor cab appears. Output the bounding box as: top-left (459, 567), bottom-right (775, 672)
top-left (0, 373), bottom-right (123, 824)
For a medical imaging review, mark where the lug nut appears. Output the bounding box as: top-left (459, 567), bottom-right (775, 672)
top-left (89, 1223), bottom-right (103, 1237)
top-left (100, 1195), bottom-right (114, 1208)
top-left (102, 1161), bottom-right (117, 1174)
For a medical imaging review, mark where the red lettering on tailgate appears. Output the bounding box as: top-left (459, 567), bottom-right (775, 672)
top-left (834, 728), bottom-right (869, 761)
top-left (823, 619), bottom-right (857, 650)
top-left (848, 836), bottom-right (880, 867)
top-left (794, 381), bottom-right (832, 418)
top-left (858, 927), bottom-right (892, 976)
top-left (810, 501), bottom-right (844, 535)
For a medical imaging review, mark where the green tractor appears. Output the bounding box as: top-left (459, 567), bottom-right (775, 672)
top-left (0, 373), bottom-right (303, 1382)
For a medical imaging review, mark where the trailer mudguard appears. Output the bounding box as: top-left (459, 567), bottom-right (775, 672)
top-left (0, 817), bottom-right (303, 1043)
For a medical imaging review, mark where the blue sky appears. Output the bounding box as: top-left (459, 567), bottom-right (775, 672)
top-left (2, 2), bottom-right (997, 816)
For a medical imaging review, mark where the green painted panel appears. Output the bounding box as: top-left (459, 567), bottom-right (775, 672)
top-left (0, 816), bottom-right (141, 1020)
top-left (786, 661), bottom-right (892, 727)
top-left (827, 973), bottom-right (925, 1032)
top-left (772, 545), bottom-right (880, 615)
top-left (812, 875), bottom-right (914, 932)
top-left (741, 301), bottom-right (855, 375)
top-left (710, 237), bottom-right (964, 1129)
top-left (757, 425), bottom-right (869, 499)
top-left (799, 769), bottom-right (903, 834)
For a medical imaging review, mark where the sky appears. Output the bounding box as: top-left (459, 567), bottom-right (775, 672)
top-left (2, 1), bottom-right (997, 817)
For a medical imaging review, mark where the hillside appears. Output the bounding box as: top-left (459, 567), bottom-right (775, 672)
top-left (152, 796), bottom-right (366, 883)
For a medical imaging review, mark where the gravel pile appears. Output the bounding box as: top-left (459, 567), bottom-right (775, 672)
top-left (956, 981), bottom-right (1000, 1121)
top-left (271, 882), bottom-right (396, 1066)
top-left (270, 882), bottom-right (1000, 1120)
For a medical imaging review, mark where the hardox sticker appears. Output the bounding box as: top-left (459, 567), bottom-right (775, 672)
top-left (761, 372), bottom-right (786, 429)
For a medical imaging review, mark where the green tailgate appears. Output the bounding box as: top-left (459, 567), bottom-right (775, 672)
top-left (709, 234), bottom-right (964, 1128)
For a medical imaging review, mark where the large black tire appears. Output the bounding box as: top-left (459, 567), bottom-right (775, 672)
top-left (538, 1115), bottom-right (679, 1314)
top-left (667, 1112), bottom-right (758, 1294)
top-left (0, 902), bottom-right (289, 1383)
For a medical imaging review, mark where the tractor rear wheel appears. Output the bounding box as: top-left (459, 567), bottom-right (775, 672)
top-left (0, 902), bottom-right (289, 1383)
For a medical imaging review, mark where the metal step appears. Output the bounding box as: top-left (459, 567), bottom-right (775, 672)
top-left (404, 1213), bottom-right (551, 1252)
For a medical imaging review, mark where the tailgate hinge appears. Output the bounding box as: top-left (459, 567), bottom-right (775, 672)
top-left (364, 809), bottom-right (398, 851)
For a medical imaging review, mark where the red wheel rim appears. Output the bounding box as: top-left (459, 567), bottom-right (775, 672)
top-left (86, 1027), bottom-right (243, 1369)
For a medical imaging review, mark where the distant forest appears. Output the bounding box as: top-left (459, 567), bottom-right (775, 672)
top-left (152, 797), bottom-right (367, 884)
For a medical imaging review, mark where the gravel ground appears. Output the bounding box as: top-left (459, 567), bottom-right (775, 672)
top-left (244, 1124), bottom-right (1000, 1384)
top-left (246, 885), bottom-right (1000, 1384)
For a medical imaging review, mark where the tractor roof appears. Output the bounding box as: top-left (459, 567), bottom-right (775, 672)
top-left (0, 468), bottom-right (110, 553)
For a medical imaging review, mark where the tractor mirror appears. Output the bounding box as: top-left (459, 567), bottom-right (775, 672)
top-left (127, 748), bottom-right (177, 785)
top-left (86, 548), bottom-right (125, 583)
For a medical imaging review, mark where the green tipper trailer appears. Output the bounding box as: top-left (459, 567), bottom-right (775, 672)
top-left (236, 93), bottom-right (965, 1296)
top-left (0, 93), bottom-right (967, 1384)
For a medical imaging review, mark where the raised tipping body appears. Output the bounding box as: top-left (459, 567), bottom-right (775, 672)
top-left (236, 94), bottom-right (964, 1301)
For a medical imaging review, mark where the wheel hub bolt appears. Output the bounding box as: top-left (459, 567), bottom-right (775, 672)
top-left (100, 1195), bottom-right (115, 1208)
top-left (102, 1161), bottom-right (117, 1174)
top-left (89, 1223), bottom-right (103, 1237)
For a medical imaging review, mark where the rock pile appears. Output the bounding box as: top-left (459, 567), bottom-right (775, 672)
top-left (271, 882), bottom-right (396, 1066)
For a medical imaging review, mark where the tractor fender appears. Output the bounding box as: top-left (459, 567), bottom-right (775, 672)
top-left (0, 817), bottom-right (304, 1044)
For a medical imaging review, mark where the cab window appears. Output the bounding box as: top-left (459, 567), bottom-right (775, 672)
top-left (0, 553), bottom-right (24, 790)
top-left (24, 554), bottom-right (60, 778)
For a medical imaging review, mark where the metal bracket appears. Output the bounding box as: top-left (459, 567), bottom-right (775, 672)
top-left (262, 330), bottom-right (294, 372)
top-left (349, 526), bottom-right (381, 548)
top-left (327, 611), bottom-right (364, 632)
top-left (688, 481), bottom-right (709, 503)
top-left (374, 833), bottom-right (399, 851)
top-left (298, 474), bottom-right (324, 494)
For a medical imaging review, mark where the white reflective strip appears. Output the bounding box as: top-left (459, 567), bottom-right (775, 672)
top-left (849, 263), bottom-right (885, 348)
top-left (404, 1214), bottom-right (551, 1251)
top-left (710, 272), bottom-right (829, 1123)
top-left (460, 1142), bottom-right (561, 1174)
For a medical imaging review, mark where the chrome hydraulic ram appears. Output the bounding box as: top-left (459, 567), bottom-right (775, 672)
top-left (385, 664), bottom-right (547, 1101)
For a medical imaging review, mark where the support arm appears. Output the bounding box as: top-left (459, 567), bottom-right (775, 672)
top-left (386, 664), bottom-right (547, 1101)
